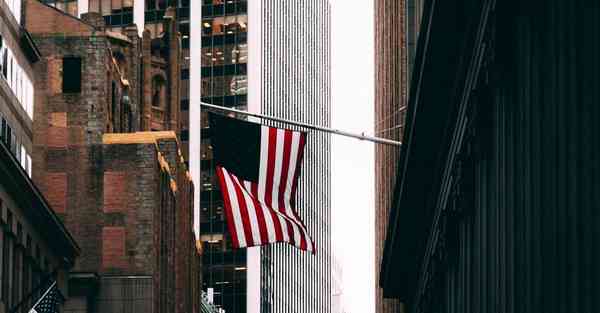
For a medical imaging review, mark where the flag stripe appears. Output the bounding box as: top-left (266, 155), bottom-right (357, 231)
top-left (274, 128), bottom-right (300, 246)
top-left (280, 129), bottom-right (306, 249)
top-left (290, 133), bottom-right (308, 226)
top-left (288, 133), bottom-right (315, 252)
top-left (268, 128), bottom-right (296, 245)
top-left (220, 167), bottom-right (247, 247)
top-left (245, 181), bottom-right (269, 244)
top-left (252, 181), bottom-right (280, 242)
top-left (258, 126), bottom-right (284, 242)
top-left (216, 166), bottom-right (241, 248)
top-left (231, 176), bottom-right (262, 245)
top-left (230, 176), bottom-right (255, 246)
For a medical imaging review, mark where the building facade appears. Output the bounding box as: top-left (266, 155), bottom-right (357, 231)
top-left (0, 1), bottom-right (79, 312)
top-left (247, 2), bottom-right (332, 313)
top-left (374, 0), bottom-right (406, 312)
top-left (374, 0), bottom-right (423, 312)
top-left (381, 0), bottom-right (600, 312)
top-left (40, 0), bottom-right (192, 157)
top-left (24, 2), bottom-right (198, 313)
top-left (196, 1), bottom-right (249, 313)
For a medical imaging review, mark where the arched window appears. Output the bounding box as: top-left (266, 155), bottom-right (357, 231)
top-left (152, 75), bottom-right (166, 108)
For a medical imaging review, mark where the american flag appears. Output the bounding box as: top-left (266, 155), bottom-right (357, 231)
top-left (210, 113), bottom-right (315, 253)
top-left (28, 281), bottom-right (60, 313)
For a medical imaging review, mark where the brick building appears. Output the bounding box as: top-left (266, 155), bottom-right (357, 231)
top-left (0, 1), bottom-right (79, 313)
top-left (374, 0), bottom-right (423, 312)
top-left (374, 0), bottom-right (406, 312)
top-left (22, 1), bottom-right (199, 313)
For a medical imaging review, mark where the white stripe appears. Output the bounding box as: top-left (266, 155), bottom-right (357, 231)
top-left (233, 177), bottom-right (261, 245)
top-left (245, 181), bottom-right (277, 243)
top-left (272, 131), bottom-right (302, 247)
top-left (221, 168), bottom-right (247, 247)
top-left (284, 132), bottom-right (301, 219)
top-left (289, 133), bottom-right (314, 251)
top-left (283, 132), bottom-right (306, 246)
top-left (257, 126), bottom-right (279, 242)
top-left (258, 126), bottom-right (269, 202)
top-left (258, 126), bottom-right (290, 242)
top-left (271, 129), bottom-right (285, 210)
top-left (270, 129), bottom-right (291, 242)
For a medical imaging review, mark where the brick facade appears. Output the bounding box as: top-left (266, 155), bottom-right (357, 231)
top-left (374, 0), bottom-right (406, 312)
top-left (24, 2), bottom-right (197, 313)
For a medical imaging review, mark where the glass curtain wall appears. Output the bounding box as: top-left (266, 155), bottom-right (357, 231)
top-left (199, 1), bottom-right (248, 313)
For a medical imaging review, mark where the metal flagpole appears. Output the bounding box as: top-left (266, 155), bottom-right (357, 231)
top-left (29, 281), bottom-right (57, 310)
top-left (200, 102), bottom-right (402, 146)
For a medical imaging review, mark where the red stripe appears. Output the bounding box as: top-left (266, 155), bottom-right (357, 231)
top-left (268, 128), bottom-right (297, 246)
top-left (230, 175), bottom-right (255, 246)
top-left (278, 131), bottom-right (306, 249)
top-left (264, 127), bottom-right (285, 241)
top-left (264, 127), bottom-right (277, 209)
top-left (290, 133), bottom-right (308, 228)
top-left (278, 130), bottom-right (293, 211)
top-left (215, 166), bottom-right (240, 249)
top-left (248, 182), bottom-right (269, 245)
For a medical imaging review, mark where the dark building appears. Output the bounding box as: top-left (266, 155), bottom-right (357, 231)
top-left (0, 1), bottom-right (80, 312)
top-left (24, 2), bottom-right (199, 313)
top-left (198, 1), bottom-right (248, 313)
top-left (381, 0), bottom-right (600, 313)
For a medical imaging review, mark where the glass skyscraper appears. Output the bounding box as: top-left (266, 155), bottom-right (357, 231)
top-left (197, 1), bottom-right (248, 313)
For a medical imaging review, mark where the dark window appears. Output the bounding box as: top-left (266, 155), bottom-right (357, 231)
top-left (111, 81), bottom-right (117, 128)
top-left (181, 68), bottom-right (190, 80)
top-left (2, 49), bottom-right (7, 79)
top-left (180, 99), bottom-right (190, 111)
top-left (4, 124), bottom-right (12, 150)
top-left (62, 57), bottom-right (82, 93)
top-left (180, 129), bottom-right (189, 141)
top-left (0, 35), bottom-right (3, 76)
top-left (1, 117), bottom-right (6, 142)
top-left (13, 223), bottom-right (22, 307)
top-left (3, 211), bottom-right (12, 307)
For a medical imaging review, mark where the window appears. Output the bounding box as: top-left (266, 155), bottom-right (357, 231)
top-left (62, 57), bottom-right (82, 93)
top-left (2, 211), bottom-right (12, 307)
top-left (181, 68), bottom-right (190, 80)
top-left (111, 81), bottom-right (117, 127)
top-left (180, 99), bottom-right (189, 111)
top-left (2, 48), bottom-right (7, 79)
top-left (152, 76), bottom-right (165, 108)
top-left (180, 129), bottom-right (189, 141)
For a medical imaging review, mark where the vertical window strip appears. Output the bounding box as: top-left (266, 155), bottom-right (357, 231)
top-left (0, 37), bottom-right (35, 120)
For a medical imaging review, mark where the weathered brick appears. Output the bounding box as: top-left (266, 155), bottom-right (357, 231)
top-left (45, 172), bottom-right (67, 213)
top-left (103, 171), bottom-right (127, 213)
top-left (102, 227), bottom-right (126, 269)
top-left (47, 126), bottom-right (68, 147)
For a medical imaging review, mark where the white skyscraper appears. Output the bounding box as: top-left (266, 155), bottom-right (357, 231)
top-left (247, 1), bottom-right (332, 313)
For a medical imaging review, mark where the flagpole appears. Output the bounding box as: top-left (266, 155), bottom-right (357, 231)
top-left (199, 102), bottom-right (402, 146)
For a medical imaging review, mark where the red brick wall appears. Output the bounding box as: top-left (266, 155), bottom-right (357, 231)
top-left (24, 0), bottom-right (95, 36)
top-left (102, 226), bottom-right (126, 269)
top-left (374, 0), bottom-right (406, 312)
top-left (45, 172), bottom-right (67, 213)
top-left (103, 171), bottom-right (127, 213)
